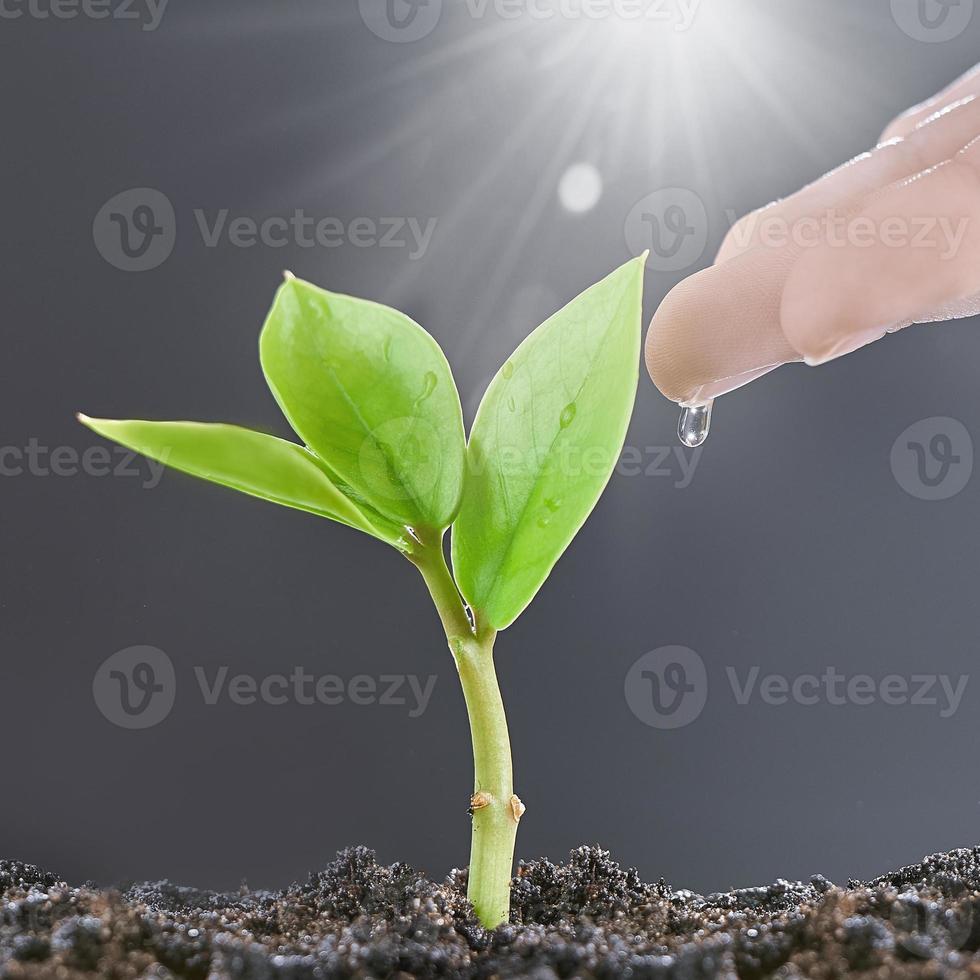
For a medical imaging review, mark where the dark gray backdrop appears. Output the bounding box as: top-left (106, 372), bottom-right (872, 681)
top-left (3, 0), bottom-right (980, 896)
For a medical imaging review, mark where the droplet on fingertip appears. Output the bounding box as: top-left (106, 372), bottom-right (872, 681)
top-left (678, 402), bottom-right (712, 448)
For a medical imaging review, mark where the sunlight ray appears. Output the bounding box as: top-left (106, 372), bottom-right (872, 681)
top-left (378, 68), bottom-right (581, 307)
top-left (460, 50), bottom-right (623, 359)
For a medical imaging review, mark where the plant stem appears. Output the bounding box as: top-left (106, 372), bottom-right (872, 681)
top-left (412, 537), bottom-right (519, 929)
top-left (453, 636), bottom-right (519, 928)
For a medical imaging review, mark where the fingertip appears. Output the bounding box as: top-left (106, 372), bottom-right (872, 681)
top-left (646, 253), bottom-right (798, 405)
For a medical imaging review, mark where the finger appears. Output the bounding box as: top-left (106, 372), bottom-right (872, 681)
top-left (644, 248), bottom-right (800, 406)
top-left (647, 135), bottom-right (980, 406)
top-left (717, 93), bottom-right (980, 264)
top-left (781, 136), bottom-right (980, 365)
top-left (880, 62), bottom-right (980, 142)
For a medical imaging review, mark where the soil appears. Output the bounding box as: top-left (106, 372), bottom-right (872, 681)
top-left (3, 845), bottom-right (980, 979)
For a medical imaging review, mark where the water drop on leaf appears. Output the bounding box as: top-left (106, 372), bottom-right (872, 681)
top-left (414, 371), bottom-right (438, 407)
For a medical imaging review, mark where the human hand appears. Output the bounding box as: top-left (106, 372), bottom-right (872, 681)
top-left (645, 64), bottom-right (980, 445)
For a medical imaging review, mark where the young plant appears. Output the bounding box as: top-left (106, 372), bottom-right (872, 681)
top-left (79, 257), bottom-right (645, 928)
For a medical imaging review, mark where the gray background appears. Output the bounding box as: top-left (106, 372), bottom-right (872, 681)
top-left (3, 0), bottom-right (980, 896)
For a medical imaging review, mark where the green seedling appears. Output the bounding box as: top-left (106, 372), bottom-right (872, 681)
top-left (79, 256), bottom-right (645, 927)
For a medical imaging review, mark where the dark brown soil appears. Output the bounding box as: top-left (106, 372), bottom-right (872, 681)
top-left (3, 844), bottom-right (980, 978)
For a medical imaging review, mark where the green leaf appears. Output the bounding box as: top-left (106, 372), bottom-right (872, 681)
top-left (259, 277), bottom-right (466, 531)
top-left (451, 257), bottom-right (645, 630)
top-left (77, 416), bottom-right (408, 549)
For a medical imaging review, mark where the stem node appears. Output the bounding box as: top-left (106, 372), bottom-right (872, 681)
top-left (469, 791), bottom-right (493, 813)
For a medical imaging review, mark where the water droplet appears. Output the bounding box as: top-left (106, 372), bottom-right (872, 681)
top-left (502, 361), bottom-right (514, 380)
top-left (544, 497), bottom-right (561, 512)
top-left (537, 515), bottom-right (552, 528)
top-left (506, 396), bottom-right (516, 413)
top-left (559, 403), bottom-right (576, 428)
top-left (415, 372), bottom-right (438, 406)
top-left (383, 337), bottom-right (393, 362)
top-left (678, 402), bottom-right (712, 448)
